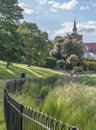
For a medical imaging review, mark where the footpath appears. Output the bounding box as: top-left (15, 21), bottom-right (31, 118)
top-left (59, 70), bottom-right (96, 77)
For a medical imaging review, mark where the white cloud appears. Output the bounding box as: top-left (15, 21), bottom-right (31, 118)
top-left (78, 21), bottom-right (96, 35)
top-left (18, 2), bottom-right (34, 14)
top-left (54, 22), bottom-right (73, 37)
top-left (51, 8), bottom-right (57, 13)
top-left (52, 0), bottom-right (78, 10)
top-left (24, 8), bottom-right (34, 14)
top-left (36, 0), bottom-right (47, 4)
top-left (37, 0), bottom-right (78, 10)
top-left (48, 1), bottom-right (55, 5)
top-left (92, 3), bottom-right (96, 7)
top-left (80, 6), bottom-right (90, 10)
top-left (54, 21), bottom-right (96, 37)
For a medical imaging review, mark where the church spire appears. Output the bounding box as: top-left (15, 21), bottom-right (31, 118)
top-left (72, 19), bottom-right (77, 34)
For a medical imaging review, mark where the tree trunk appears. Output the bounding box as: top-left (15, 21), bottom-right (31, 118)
top-left (6, 62), bottom-right (10, 68)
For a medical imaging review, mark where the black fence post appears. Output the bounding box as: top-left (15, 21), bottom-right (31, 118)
top-left (19, 104), bottom-right (24, 130)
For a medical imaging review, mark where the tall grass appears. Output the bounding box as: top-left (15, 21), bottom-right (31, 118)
top-left (12, 75), bottom-right (96, 130)
top-left (0, 80), bottom-right (6, 130)
top-left (13, 76), bottom-right (58, 109)
top-left (42, 76), bottom-right (96, 130)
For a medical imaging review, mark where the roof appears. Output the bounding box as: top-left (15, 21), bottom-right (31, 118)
top-left (73, 20), bottom-right (77, 30)
top-left (84, 43), bottom-right (96, 51)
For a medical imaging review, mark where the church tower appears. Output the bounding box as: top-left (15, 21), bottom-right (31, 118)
top-left (72, 20), bottom-right (77, 34)
top-left (71, 19), bottom-right (82, 41)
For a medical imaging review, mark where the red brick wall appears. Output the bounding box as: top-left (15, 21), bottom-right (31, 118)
top-left (84, 43), bottom-right (96, 51)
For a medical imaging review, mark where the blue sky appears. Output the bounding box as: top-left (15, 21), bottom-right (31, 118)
top-left (18, 0), bottom-right (96, 42)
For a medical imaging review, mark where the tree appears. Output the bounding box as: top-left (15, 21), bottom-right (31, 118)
top-left (0, 0), bottom-right (24, 68)
top-left (51, 35), bottom-right (83, 61)
top-left (45, 57), bottom-right (57, 69)
top-left (57, 60), bottom-right (65, 70)
top-left (18, 21), bottom-right (50, 66)
top-left (51, 36), bottom-right (64, 60)
top-left (67, 54), bottom-right (79, 69)
top-left (62, 35), bottom-right (83, 59)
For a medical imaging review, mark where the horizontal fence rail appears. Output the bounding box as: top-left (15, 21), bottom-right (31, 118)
top-left (4, 78), bottom-right (79, 130)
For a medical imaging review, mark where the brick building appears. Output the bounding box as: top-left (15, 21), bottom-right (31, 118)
top-left (84, 43), bottom-right (96, 51)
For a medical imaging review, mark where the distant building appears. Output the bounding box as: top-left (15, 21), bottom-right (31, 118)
top-left (70, 20), bottom-right (96, 58)
top-left (84, 43), bottom-right (96, 51)
top-left (71, 20), bottom-right (83, 41)
top-left (83, 43), bottom-right (96, 58)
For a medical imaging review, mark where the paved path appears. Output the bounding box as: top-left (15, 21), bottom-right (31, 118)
top-left (59, 70), bottom-right (96, 77)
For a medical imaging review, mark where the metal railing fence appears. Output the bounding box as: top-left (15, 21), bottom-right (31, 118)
top-left (4, 78), bottom-right (79, 130)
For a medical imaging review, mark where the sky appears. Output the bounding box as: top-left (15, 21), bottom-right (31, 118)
top-left (18, 0), bottom-right (96, 43)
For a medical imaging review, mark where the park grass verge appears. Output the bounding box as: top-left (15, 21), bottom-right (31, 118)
top-left (0, 61), bottom-right (63, 78)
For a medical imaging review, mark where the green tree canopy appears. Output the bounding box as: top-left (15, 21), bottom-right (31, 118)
top-left (18, 21), bottom-right (50, 66)
top-left (51, 36), bottom-right (64, 60)
top-left (62, 35), bottom-right (83, 59)
top-left (0, 0), bottom-right (24, 68)
top-left (67, 54), bottom-right (79, 68)
top-left (52, 35), bottom-right (83, 61)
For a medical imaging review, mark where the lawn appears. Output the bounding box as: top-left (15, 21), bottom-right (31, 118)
top-left (0, 61), bottom-right (63, 78)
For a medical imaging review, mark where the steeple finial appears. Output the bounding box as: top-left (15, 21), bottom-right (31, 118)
top-left (72, 18), bottom-right (77, 34)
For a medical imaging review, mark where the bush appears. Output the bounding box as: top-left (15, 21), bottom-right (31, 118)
top-left (81, 60), bottom-right (96, 71)
top-left (92, 67), bottom-right (96, 71)
top-left (65, 63), bottom-right (73, 70)
top-left (45, 57), bottom-right (57, 69)
top-left (85, 56), bottom-right (96, 62)
top-left (57, 60), bottom-right (65, 69)
top-left (74, 67), bottom-right (83, 73)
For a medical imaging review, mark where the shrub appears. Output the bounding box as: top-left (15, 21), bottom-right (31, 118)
top-left (74, 66), bottom-right (83, 73)
top-left (65, 63), bottom-right (73, 70)
top-left (45, 57), bottom-right (57, 69)
top-left (67, 54), bottom-right (79, 67)
top-left (85, 56), bottom-right (96, 62)
top-left (81, 60), bottom-right (96, 71)
top-left (92, 67), bottom-right (96, 71)
top-left (57, 60), bottom-right (65, 69)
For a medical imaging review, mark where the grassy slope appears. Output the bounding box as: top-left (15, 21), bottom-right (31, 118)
top-left (0, 61), bottom-right (62, 130)
top-left (0, 61), bottom-right (62, 78)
